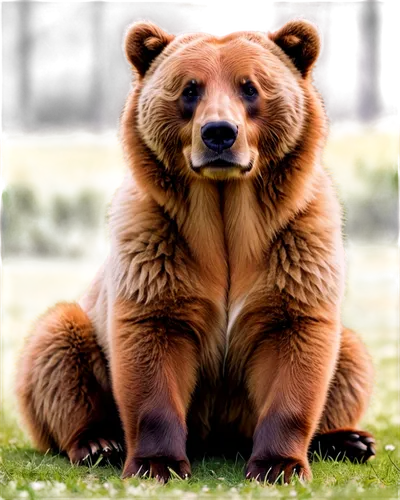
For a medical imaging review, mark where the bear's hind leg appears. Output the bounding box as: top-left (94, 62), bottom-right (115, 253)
top-left (310, 327), bottom-right (376, 463)
top-left (16, 303), bottom-right (123, 465)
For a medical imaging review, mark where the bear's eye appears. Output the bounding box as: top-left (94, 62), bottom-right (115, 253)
top-left (241, 81), bottom-right (258, 101)
top-left (182, 80), bottom-right (201, 102)
top-left (180, 80), bottom-right (202, 119)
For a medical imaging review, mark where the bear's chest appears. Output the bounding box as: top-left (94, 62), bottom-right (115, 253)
top-left (222, 181), bottom-right (271, 325)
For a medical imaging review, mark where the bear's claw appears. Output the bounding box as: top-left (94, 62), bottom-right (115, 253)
top-left (122, 456), bottom-right (191, 482)
top-left (68, 437), bottom-right (124, 466)
top-left (245, 457), bottom-right (311, 484)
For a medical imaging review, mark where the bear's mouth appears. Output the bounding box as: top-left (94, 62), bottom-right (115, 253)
top-left (191, 159), bottom-right (253, 178)
top-left (205, 159), bottom-right (250, 169)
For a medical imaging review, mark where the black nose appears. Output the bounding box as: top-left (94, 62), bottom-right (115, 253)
top-left (201, 121), bottom-right (238, 153)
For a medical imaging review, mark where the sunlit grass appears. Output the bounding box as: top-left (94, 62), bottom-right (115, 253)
top-left (325, 128), bottom-right (397, 188)
top-left (2, 133), bottom-right (126, 200)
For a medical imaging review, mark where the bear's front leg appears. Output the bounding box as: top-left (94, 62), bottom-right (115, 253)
top-left (244, 316), bottom-right (340, 483)
top-left (111, 297), bottom-right (206, 482)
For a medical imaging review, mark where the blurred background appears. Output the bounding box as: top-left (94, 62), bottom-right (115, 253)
top-left (2, 1), bottom-right (399, 251)
top-left (1, 1), bottom-right (399, 437)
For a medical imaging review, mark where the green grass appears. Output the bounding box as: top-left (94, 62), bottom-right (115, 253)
top-left (1, 248), bottom-right (399, 499)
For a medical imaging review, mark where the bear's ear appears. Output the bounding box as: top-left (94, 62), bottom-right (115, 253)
top-left (269, 20), bottom-right (320, 78)
top-left (125, 22), bottom-right (174, 78)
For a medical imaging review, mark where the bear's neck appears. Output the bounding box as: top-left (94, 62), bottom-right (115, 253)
top-left (121, 88), bottom-right (324, 282)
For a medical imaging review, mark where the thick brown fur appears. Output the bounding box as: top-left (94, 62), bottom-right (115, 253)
top-left (16, 20), bottom-right (375, 483)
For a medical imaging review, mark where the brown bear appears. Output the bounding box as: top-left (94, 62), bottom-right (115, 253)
top-left (16, 20), bottom-right (375, 483)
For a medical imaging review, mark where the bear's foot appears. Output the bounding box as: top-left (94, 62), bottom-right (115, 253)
top-left (309, 429), bottom-right (376, 463)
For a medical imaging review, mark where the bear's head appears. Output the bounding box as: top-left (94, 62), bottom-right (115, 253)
top-left (123, 20), bottom-right (323, 183)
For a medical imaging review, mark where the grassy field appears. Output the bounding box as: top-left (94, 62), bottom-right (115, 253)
top-left (1, 245), bottom-right (398, 499)
top-left (2, 122), bottom-right (399, 195)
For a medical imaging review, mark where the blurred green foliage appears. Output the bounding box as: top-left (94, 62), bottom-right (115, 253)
top-left (343, 161), bottom-right (398, 242)
top-left (2, 186), bottom-right (105, 257)
top-left (3, 126), bottom-right (397, 256)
